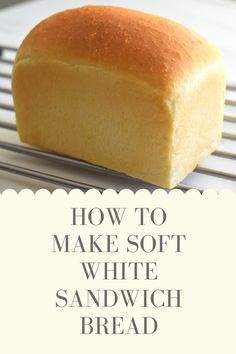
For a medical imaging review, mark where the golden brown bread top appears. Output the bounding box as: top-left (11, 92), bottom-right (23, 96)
top-left (15, 5), bottom-right (222, 92)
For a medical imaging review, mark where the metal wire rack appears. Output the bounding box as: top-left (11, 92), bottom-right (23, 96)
top-left (0, 44), bottom-right (236, 191)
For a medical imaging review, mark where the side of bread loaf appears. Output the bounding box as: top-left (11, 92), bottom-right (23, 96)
top-left (12, 6), bottom-right (226, 188)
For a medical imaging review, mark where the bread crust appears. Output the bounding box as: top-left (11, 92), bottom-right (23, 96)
top-left (15, 5), bottom-right (221, 92)
top-left (12, 6), bottom-right (226, 188)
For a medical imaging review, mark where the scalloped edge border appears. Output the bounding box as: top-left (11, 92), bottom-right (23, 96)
top-left (0, 188), bottom-right (235, 197)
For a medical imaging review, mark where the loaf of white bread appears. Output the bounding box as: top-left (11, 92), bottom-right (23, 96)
top-left (12, 5), bottom-right (226, 188)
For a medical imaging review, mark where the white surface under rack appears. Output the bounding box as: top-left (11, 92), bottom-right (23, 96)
top-left (0, 45), bottom-right (236, 192)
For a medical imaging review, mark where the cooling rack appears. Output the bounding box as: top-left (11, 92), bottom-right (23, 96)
top-left (0, 44), bottom-right (236, 191)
